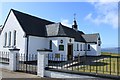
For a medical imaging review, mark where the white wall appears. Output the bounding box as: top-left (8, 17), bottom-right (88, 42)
top-left (47, 37), bottom-right (102, 61)
top-left (86, 43), bottom-right (101, 56)
top-left (47, 37), bottom-right (101, 57)
top-left (87, 44), bottom-right (97, 56)
top-left (73, 42), bottom-right (85, 56)
top-left (87, 37), bottom-right (101, 56)
top-left (45, 70), bottom-right (96, 78)
top-left (0, 63), bottom-right (10, 70)
top-left (97, 39), bottom-right (101, 56)
top-left (0, 11), bottom-right (26, 53)
top-left (28, 36), bottom-right (48, 54)
top-left (48, 37), bottom-right (74, 61)
top-left (74, 42), bottom-right (101, 56)
top-left (47, 37), bottom-right (101, 60)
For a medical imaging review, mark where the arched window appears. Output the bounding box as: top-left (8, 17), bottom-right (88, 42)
top-left (9, 31), bottom-right (11, 46)
top-left (77, 44), bottom-right (79, 51)
top-left (98, 40), bottom-right (101, 46)
top-left (4, 32), bottom-right (7, 46)
top-left (80, 44), bottom-right (82, 51)
top-left (13, 30), bottom-right (16, 46)
top-left (49, 40), bottom-right (52, 49)
top-left (88, 44), bottom-right (90, 50)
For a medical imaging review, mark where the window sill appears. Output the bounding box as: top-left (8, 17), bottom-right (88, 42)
top-left (87, 50), bottom-right (91, 51)
top-left (3, 46), bottom-right (7, 48)
top-left (59, 50), bottom-right (64, 51)
top-left (11, 46), bottom-right (16, 48)
top-left (3, 46), bottom-right (10, 48)
top-left (3, 46), bottom-right (15, 48)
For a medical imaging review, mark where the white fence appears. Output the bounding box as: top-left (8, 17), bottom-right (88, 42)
top-left (0, 51), bottom-right (10, 64)
top-left (0, 51), bottom-right (10, 70)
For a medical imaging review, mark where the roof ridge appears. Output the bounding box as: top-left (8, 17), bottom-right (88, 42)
top-left (11, 9), bottom-right (54, 23)
top-left (60, 23), bottom-right (84, 34)
top-left (58, 23), bottom-right (66, 36)
top-left (10, 9), bottom-right (54, 37)
top-left (82, 33), bottom-right (99, 35)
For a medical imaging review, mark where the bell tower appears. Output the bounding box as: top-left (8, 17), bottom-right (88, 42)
top-left (72, 13), bottom-right (78, 31)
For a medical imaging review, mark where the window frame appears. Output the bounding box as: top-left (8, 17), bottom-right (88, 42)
top-left (4, 32), bottom-right (7, 47)
top-left (98, 40), bottom-right (101, 46)
top-left (8, 31), bottom-right (11, 47)
top-left (59, 45), bottom-right (64, 51)
top-left (55, 53), bottom-right (60, 58)
top-left (88, 44), bottom-right (90, 51)
top-left (77, 43), bottom-right (79, 51)
top-left (80, 44), bottom-right (82, 51)
top-left (49, 40), bottom-right (52, 49)
top-left (13, 30), bottom-right (16, 46)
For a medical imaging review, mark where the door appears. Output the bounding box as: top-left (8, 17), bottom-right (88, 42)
top-left (67, 44), bottom-right (73, 60)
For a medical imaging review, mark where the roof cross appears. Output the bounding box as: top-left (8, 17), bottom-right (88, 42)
top-left (74, 13), bottom-right (76, 21)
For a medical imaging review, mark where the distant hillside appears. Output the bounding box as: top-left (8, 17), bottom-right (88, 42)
top-left (101, 47), bottom-right (120, 54)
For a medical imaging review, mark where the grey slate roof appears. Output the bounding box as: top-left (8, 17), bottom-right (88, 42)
top-left (4, 9), bottom-right (99, 43)
top-left (82, 33), bottom-right (99, 43)
top-left (46, 23), bottom-right (85, 42)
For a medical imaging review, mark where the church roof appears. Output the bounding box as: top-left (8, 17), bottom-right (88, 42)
top-left (46, 23), bottom-right (85, 42)
top-left (12, 9), bottom-right (54, 37)
top-left (82, 33), bottom-right (100, 43)
top-left (3, 9), bottom-right (99, 43)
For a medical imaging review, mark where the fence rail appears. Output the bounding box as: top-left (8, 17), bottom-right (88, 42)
top-left (0, 51), bottom-right (10, 64)
top-left (16, 53), bottom-right (37, 74)
top-left (48, 54), bottom-right (120, 77)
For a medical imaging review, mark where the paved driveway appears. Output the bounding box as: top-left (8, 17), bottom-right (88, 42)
top-left (0, 68), bottom-right (40, 78)
top-left (0, 68), bottom-right (112, 80)
top-left (0, 68), bottom-right (63, 80)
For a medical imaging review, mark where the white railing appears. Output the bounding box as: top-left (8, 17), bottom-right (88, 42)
top-left (0, 51), bottom-right (10, 64)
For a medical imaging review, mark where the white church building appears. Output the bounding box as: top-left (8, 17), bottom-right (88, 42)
top-left (0, 9), bottom-right (101, 60)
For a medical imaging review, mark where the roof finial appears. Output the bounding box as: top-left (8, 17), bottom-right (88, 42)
top-left (74, 13), bottom-right (76, 21)
top-left (72, 13), bottom-right (78, 31)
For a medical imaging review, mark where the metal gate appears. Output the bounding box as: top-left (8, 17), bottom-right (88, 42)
top-left (16, 53), bottom-right (37, 75)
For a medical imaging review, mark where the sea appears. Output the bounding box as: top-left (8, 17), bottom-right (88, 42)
top-left (101, 47), bottom-right (120, 54)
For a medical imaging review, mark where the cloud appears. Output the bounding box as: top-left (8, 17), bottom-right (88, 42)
top-left (1, 0), bottom-right (119, 2)
top-left (61, 19), bottom-right (72, 27)
top-left (85, 0), bottom-right (119, 2)
top-left (84, 2), bottom-right (118, 28)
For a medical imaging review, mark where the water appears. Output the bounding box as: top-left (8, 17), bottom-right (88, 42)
top-left (101, 47), bottom-right (120, 54)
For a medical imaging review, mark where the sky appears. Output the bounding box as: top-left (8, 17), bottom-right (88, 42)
top-left (0, 1), bottom-right (119, 48)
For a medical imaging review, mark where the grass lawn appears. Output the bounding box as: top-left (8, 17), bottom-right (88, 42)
top-left (48, 52), bottom-right (120, 76)
top-left (73, 52), bottom-right (120, 76)
top-left (101, 52), bottom-right (120, 56)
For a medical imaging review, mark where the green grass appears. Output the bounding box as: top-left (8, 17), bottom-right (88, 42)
top-left (101, 52), bottom-right (120, 56)
top-left (74, 52), bottom-right (120, 76)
